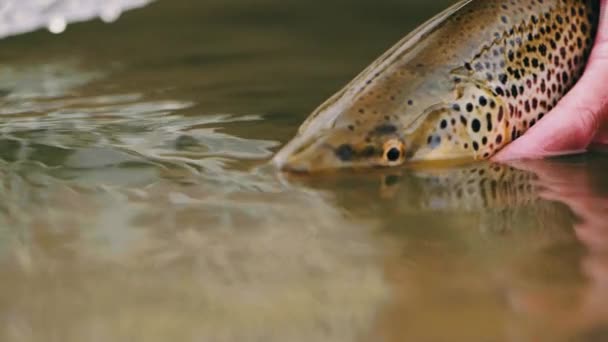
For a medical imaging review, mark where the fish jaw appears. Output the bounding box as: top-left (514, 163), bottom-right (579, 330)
top-left (272, 131), bottom-right (335, 173)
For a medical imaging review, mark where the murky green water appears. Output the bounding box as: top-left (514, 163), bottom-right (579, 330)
top-left (1, 1), bottom-right (608, 341)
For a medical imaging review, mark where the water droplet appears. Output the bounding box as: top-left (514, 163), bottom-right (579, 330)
top-left (100, 7), bottom-right (122, 23)
top-left (48, 17), bottom-right (66, 34)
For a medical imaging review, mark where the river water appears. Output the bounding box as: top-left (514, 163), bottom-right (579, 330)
top-left (1, 1), bottom-right (608, 341)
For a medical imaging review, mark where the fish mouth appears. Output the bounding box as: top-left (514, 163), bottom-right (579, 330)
top-left (272, 131), bottom-right (351, 173)
top-left (272, 133), bottom-right (328, 173)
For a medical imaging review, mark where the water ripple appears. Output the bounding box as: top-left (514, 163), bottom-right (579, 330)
top-left (0, 62), bottom-right (280, 188)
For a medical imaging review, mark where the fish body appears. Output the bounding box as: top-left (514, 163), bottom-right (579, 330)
top-left (273, 0), bottom-right (599, 172)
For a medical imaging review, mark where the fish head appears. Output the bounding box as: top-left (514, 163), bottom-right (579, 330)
top-left (272, 44), bottom-right (470, 174)
top-left (272, 88), bottom-right (447, 173)
top-left (272, 77), bottom-right (477, 173)
top-left (273, 122), bottom-right (409, 173)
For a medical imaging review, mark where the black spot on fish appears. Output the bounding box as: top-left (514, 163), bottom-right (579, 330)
top-left (479, 96), bottom-right (488, 106)
top-left (498, 74), bottom-right (508, 84)
top-left (335, 144), bottom-right (354, 161)
top-left (460, 116), bottom-right (468, 126)
top-left (374, 124), bottom-right (398, 135)
top-left (471, 119), bottom-right (481, 132)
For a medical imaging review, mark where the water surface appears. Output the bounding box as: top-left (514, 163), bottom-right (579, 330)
top-left (1, 1), bottom-right (608, 341)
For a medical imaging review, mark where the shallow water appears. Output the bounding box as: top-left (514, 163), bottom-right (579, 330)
top-left (1, 1), bottom-right (608, 341)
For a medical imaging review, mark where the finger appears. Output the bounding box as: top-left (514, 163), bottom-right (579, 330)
top-left (494, 1), bottom-right (608, 161)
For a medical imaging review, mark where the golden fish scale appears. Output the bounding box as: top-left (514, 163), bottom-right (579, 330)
top-left (290, 0), bottom-right (599, 166)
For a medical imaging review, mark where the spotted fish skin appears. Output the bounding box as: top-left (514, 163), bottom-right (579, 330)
top-left (273, 0), bottom-right (599, 172)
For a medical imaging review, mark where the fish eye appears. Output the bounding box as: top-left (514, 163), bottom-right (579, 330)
top-left (386, 148), bottom-right (401, 161)
top-left (382, 140), bottom-right (404, 164)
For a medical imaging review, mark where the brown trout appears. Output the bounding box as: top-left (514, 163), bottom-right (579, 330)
top-left (273, 0), bottom-right (599, 172)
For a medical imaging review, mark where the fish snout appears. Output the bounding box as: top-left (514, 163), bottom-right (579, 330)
top-left (272, 135), bottom-right (327, 173)
top-left (272, 131), bottom-right (352, 173)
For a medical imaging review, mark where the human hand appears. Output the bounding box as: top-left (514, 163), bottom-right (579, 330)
top-left (494, 0), bottom-right (608, 161)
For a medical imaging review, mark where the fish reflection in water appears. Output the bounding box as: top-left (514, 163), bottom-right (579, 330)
top-left (288, 155), bottom-right (608, 341)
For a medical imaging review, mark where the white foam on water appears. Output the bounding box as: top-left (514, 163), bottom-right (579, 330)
top-left (0, 0), bottom-right (153, 38)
